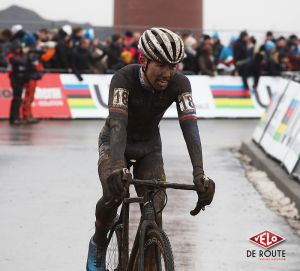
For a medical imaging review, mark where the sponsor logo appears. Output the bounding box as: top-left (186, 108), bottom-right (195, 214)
top-left (35, 87), bottom-right (62, 99)
top-left (247, 230), bottom-right (286, 261)
top-left (249, 230), bottom-right (285, 249)
top-left (0, 88), bottom-right (13, 99)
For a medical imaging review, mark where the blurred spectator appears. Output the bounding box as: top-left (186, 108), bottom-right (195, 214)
top-left (263, 40), bottom-right (291, 75)
top-left (0, 29), bottom-right (12, 67)
top-left (217, 35), bottom-right (237, 75)
top-left (198, 44), bottom-right (216, 76)
top-left (261, 40), bottom-right (276, 73)
top-left (287, 35), bottom-right (300, 71)
top-left (268, 36), bottom-right (290, 74)
top-left (106, 33), bottom-right (125, 72)
top-left (197, 34), bottom-right (211, 55)
top-left (7, 41), bottom-right (27, 125)
top-left (84, 28), bottom-right (95, 41)
top-left (36, 28), bottom-right (50, 42)
top-left (11, 24), bottom-right (26, 43)
top-left (259, 31), bottom-right (276, 53)
top-left (234, 31), bottom-right (251, 68)
top-left (71, 38), bottom-right (105, 78)
top-left (276, 36), bottom-right (288, 55)
top-left (234, 31), bottom-right (253, 88)
top-left (1, 24), bottom-right (300, 76)
top-left (22, 33), bottom-right (44, 124)
top-left (53, 26), bottom-right (73, 70)
top-left (182, 35), bottom-right (198, 74)
top-left (89, 38), bottom-right (107, 74)
top-left (246, 51), bottom-right (264, 90)
top-left (121, 31), bottom-right (141, 66)
top-left (72, 27), bottom-right (84, 47)
top-left (124, 30), bottom-right (133, 46)
top-left (212, 32), bottom-right (223, 65)
top-left (266, 31), bottom-right (275, 42)
top-left (276, 53), bottom-right (291, 73)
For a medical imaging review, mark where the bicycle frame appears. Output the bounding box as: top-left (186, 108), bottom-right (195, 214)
top-left (108, 178), bottom-right (196, 271)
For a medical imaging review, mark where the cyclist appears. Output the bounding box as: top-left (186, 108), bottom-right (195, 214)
top-left (86, 27), bottom-right (215, 271)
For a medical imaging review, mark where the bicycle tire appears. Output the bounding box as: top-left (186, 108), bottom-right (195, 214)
top-left (129, 228), bottom-right (175, 271)
top-left (106, 223), bottom-right (122, 271)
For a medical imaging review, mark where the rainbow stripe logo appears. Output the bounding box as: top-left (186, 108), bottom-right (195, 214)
top-left (273, 99), bottom-right (299, 142)
top-left (63, 84), bottom-right (97, 110)
top-left (210, 85), bottom-right (254, 109)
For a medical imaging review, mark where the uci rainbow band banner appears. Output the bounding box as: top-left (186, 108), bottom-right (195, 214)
top-left (0, 73), bottom-right (286, 119)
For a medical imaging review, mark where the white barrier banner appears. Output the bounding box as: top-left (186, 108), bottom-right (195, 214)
top-left (59, 74), bottom-right (111, 118)
top-left (280, 91), bottom-right (300, 173)
top-left (259, 81), bottom-right (300, 162)
top-left (0, 73), bottom-right (286, 119)
top-left (252, 79), bottom-right (290, 143)
top-left (59, 74), bottom-right (284, 119)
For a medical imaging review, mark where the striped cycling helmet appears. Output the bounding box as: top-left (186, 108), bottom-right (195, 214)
top-left (139, 27), bottom-right (184, 64)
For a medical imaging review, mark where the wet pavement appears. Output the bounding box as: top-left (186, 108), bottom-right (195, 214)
top-left (0, 119), bottom-right (300, 271)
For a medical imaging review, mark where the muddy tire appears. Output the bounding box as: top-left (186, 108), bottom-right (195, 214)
top-left (129, 228), bottom-right (174, 271)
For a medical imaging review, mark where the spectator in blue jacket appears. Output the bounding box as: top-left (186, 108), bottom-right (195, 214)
top-left (217, 35), bottom-right (237, 75)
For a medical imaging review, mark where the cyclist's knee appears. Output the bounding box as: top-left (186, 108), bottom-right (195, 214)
top-left (95, 197), bottom-right (120, 229)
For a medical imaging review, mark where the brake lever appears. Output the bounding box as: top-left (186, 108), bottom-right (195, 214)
top-left (190, 194), bottom-right (204, 216)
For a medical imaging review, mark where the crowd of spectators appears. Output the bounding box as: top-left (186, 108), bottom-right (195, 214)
top-left (0, 24), bottom-right (300, 82)
top-left (1, 24), bottom-right (299, 125)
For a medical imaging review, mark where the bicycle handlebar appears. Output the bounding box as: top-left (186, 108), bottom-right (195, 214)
top-left (122, 169), bottom-right (206, 215)
top-left (131, 178), bottom-right (205, 215)
top-left (132, 179), bottom-right (196, 191)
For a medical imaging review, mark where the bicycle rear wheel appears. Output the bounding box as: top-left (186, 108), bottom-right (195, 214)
top-left (106, 224), bottom-right (122, 271)
top-left (129, 228), bottom-right (174, 271)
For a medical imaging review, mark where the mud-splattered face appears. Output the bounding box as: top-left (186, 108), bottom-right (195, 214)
top-left (141, 56), bottom-right (176, 91)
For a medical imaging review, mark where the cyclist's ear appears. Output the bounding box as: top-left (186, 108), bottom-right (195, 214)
top-left (140, 54), bottom-right (150, 72)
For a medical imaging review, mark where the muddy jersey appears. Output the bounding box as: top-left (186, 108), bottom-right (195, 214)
top-left (100, 64), bottom-right (204, 175)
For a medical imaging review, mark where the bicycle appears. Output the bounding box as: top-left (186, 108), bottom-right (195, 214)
top-left (105, 168), bottom-right (202, 271)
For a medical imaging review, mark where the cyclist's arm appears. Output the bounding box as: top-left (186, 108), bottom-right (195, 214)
top-left (108, 72), bottom-right (129, 171)
top-left (175, 75), bottom-right (204, 176)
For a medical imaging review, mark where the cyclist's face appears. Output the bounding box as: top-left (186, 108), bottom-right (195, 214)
top-left (142, 57), bottom-right (177, 91)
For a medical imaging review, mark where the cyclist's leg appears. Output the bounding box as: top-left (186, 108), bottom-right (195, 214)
top-left (133, 136), bottom-right (166, 228)
top-left (130, 137), bottom-right (168, 270)
top-left (87, 141), bottom-right (125, 270)
top-left (94, 143), bottom-right (125, 245)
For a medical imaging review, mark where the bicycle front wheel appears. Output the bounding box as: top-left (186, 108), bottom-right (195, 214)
top-left (130, 228), bottom-right (174, 271)
top-left (106, 224), bottom-right (122, 271)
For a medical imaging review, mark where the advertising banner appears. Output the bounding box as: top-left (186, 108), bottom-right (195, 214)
top-left (259, 81), bottom-right (300, 161)
top-left (0, 73), bottom-right (285, 119)
top-left (280, 91), bottom-right (300, 173)
top-left (0, 73), bottom-right (71, 118)
top-left (252, 79), bottom-right (289, 144)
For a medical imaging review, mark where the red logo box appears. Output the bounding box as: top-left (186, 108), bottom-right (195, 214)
top-left (249, 230), bottom-right (285, 249)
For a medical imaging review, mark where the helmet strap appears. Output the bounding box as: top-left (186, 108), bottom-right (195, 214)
top-left (141, 59), bottom-right (157, 92)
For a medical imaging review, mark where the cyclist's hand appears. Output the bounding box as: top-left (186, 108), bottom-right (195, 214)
top-left (107, 169), bottom-right (126, 197)
top-left (190, 175), bottom-right (215, 216)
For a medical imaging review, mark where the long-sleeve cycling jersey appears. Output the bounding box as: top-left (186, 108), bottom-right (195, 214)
top-left (100, 64), bottom-right (204, 175)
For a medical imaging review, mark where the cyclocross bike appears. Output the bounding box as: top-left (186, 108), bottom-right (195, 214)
top-left (105, 168), bottom-right (203, 271)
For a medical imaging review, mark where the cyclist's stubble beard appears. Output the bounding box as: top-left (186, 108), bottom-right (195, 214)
top-left (143, 62), bottom-right (174, 91)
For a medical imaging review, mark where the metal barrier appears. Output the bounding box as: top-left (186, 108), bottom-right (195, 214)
top-left (252, 72), bottom-right (300, 182)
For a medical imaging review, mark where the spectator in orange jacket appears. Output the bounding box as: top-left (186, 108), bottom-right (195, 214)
top-left (21, 33), bottom-right (44, 124)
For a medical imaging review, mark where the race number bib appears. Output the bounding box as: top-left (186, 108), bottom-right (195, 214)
top-left (112, 88), bottom-right (129, 110)
top-left (178, 92), bottom-right (195, 113)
